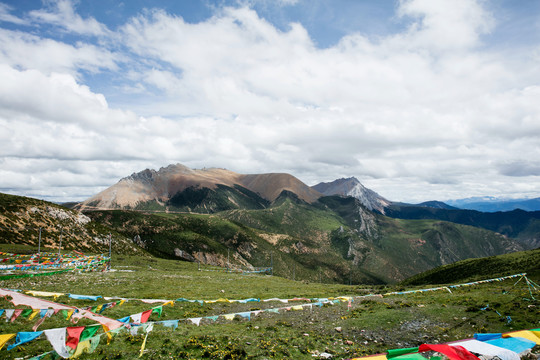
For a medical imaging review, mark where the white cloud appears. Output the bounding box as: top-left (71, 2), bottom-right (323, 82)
top-left (29, 0), bottom-right (110, 36)
top-left (0, 28), bottom-right (119, 76)
top-left (396, 0), bottom-right (494, 51)
top-left (0, 0), bottom-right (539, 202)
top-left (0, 3), bottom-right (28, 25)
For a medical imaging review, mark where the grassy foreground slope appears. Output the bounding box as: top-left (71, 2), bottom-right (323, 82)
top-left (401, 247), bottom-right (540, 285)
top-left (0, 252), bottom-right (538, 360)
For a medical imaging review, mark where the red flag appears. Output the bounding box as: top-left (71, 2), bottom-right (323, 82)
top-left (10, 309), bottom-right (23, 323)
top-left (140, 310), bottom-right (152, 324)
top-left (66, 326), bottom-right (85, 349)
top-left (419, 344), bottom-right (480, 360)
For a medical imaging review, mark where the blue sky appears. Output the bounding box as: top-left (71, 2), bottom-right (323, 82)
top-left (0, 0), bottom-right (539, 203)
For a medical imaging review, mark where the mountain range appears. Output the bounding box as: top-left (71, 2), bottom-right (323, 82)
top-left (2, 163), bottom-right (538, 284)
top-left (77, 166), bottom-right (392, 214)
top-left (77, 164), bottom-right (321, 212)
top-left (446, 196), bottom-right (540, 212)
top-left (61, 163), bottom-right (540, 281)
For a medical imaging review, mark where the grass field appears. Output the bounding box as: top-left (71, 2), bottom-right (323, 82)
top-left (1, 251), bottom-right (538, 360)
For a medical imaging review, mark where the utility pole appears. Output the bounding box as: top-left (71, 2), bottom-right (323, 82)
top-left (293, 263), bottom-right (295, 281)
top-left (227, 248), bottom-right (230, 273)
top-left (37, 227), bottom-right (42, 264)
top-left (319, 269), bottom-right (322, 283)
top-left (271, 252), bottom-right (273, 276)
top-left (108, 233), bottom-right (112, 270)
top-left (57, 227), bottom-right (63, 258)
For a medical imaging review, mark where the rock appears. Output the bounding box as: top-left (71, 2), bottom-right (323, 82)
top-left (320, 352), bottom-right (333, 359)
top-left (174, 248), bottom-right (195, 261)
top-left (335, 327), bottom-right (342, 332)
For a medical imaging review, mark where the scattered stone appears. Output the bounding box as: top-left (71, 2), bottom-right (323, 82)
top-left (320, 352), bottom-right (333, 359)
top-left (335, 327), bottom-right (342, 332)
top-left (345, 340), bottom-right (354, 345)
top-left (303, 333), bottom-right (310, 337)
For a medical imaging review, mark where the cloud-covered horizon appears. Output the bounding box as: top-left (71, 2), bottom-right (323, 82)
top-left (0, 0), bottom-right (539, 203)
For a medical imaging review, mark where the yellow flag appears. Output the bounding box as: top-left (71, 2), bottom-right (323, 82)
top-left (0, 334), bottom-right (15, 350)
top-left (28, 309), bottom-right (40, 320)
top-left (103, 325), bottom-right (112, 343)
top-left (139, 332), bottom-right (150, 357)
top-left (72, 340), bottom-right (91, 358)
top-left (504, 330), bottom-right (540, 344)
top-left (350, 355), bottom-right (387, 360)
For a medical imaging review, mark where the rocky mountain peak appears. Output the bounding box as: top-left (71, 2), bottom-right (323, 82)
top-left (312, 177), bottom-right (390, 214)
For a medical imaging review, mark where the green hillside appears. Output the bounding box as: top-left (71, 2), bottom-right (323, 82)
top-left (0, 193), bottom-right (143, 255)
top-left (85, 194), bottom-right (524, 284)
top-left (384, 204), bottom-right (540, 249)
top-left (0, 254), bottom-right (537, 359)
top-left (401, 247), bottom-right (540, 285)
top-left (0, 192), bottom-right (527, 284)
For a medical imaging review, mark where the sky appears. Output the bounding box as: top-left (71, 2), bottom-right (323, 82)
top-left (0, 0), bottom-right (539, 204)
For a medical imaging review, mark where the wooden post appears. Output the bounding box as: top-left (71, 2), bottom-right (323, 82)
top-left (108, 233), bottom-right (112, 270)
top-left (57, 227), bottom-right (63, 258)
top-left (37, 227), bottom-right (41, 264)
top-left (271, 253), bottom-right (273, 276)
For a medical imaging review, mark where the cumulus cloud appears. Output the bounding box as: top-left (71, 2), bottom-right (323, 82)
top-left (0, 0), bottom-right (539, 202)
top-left (396, 0), bottom-right (494, 51)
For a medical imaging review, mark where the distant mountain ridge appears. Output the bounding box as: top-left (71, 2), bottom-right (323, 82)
top-left (311, 177), bottom-right (391, 213)
top-left (76, 164), bottom-right (468, 215)
top-left (77, 164), bottom-right (322, 212)
top-left (446, 197), bottom-right (540, 212)
top-left (415, 201), bottom-right (459, 210)
top-left (384, 204), bottom-right (540, 250)
top-left (73, 162), bottom-right (540, 255)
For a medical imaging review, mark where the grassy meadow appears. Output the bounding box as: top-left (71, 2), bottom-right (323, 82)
top-left (1, 251), bottom-right (538, 359)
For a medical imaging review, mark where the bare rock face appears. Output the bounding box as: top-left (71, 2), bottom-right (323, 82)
top-left (174, 248), bottom-right (196, 262)
top-left (312, 177), bottom-right (391, 214)
top-left (355, 204), bottom-right (378, 238)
